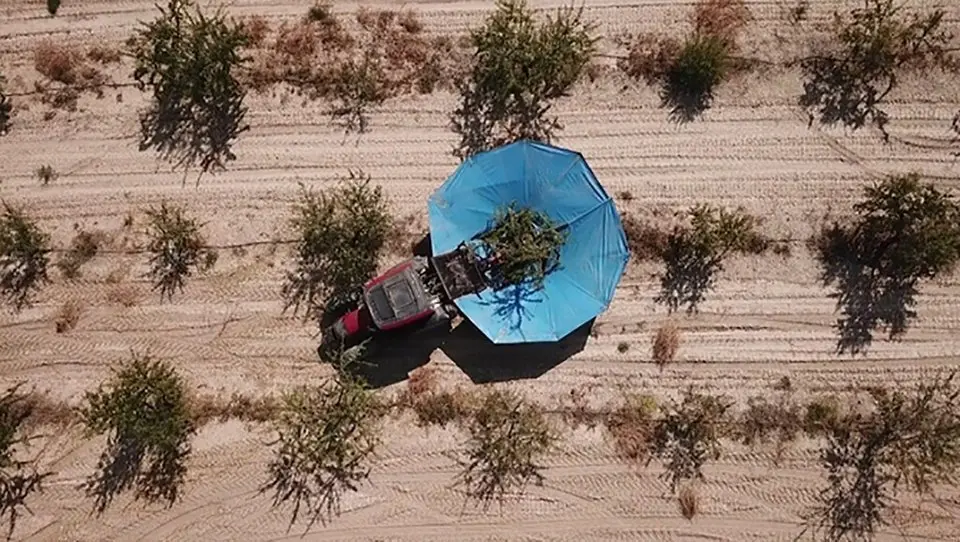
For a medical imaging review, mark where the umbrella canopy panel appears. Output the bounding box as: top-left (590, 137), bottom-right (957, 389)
top-left (427, 140), bottom-right (630, 344)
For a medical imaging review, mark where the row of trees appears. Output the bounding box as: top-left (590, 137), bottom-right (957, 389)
top-left (1, 0), bottom-right (956, 176)
top-left (2, 171), bottom-right (960, 355)
top-left (2, 352), bottom-right (958, 540)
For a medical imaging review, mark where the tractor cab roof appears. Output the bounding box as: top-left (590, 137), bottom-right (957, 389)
top-left (363, 259), bottom-right (434, 330)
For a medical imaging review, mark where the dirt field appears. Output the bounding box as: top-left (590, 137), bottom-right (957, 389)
top-left (1, 0), bottom-right (959, 540)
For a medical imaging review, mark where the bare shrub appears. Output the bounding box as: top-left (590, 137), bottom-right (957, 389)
top-left (801, 371), bottom-right (960, 541)
top-left (0, 384), bottom-right (53, 540)
top-left (621, 213), bottom-right (670, 261)
top-left (261, 370), bottom-right (382, 530)
top-left (86, 46), bottom-right (123, 65)
top-left (189, 392), bottom-right (278, 426)
top-left (650, 388), bottom-right (732, 492)
top-left (811, 173), bottom-right (960, 355)
top-left (105, 284), bottom-right (140, 308)
top-left (798, 0), bottom-right (956, 139)
top-left (455, 388), bottom-right (556, 511)
top-left (327, 48), bottom-right (391, 135)
top-left (34, 40), bottom-right (108, 110)
top-left (130, 0), bottom-right (250, 177)
top-left (143, 203), bottom-right (217, 301)
top-left (691, 0), bottom-right (751, 50)
top-left (54, 298), bottom-right (83, 333)
top-left (35, 165), bottom-right (57, 185)
top-left (57, 228), bottom-right (107, 279)
top-left (238, 16), bottom-right (271, 48)
top-left (451, 0), bottom-right (598, 159)
top-left (652, 321), bottom-right (680, 369)
top-left (607, 393), bottom-right (658, 465)
top-left (282, 171), bottom-right (391, 323)
top-left (0, 203), bottom-right (51, 312)
top-left (80, 353), bottom-right (196, 513)
top-left (803, 396), bottom-right (843, 437)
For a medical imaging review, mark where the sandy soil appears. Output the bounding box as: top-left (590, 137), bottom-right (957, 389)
top-left (1, 0), bottom-right (960, 540)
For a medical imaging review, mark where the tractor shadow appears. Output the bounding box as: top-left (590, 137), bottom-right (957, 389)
top-left (440, 317), bottom-right (594, 384)
top-left (341, 325), bottom-right (447, 389)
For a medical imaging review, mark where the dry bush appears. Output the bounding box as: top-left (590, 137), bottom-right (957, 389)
top-left (54, 298), bottom-right (83, 333)
top-left (691, 0), bottom-right (752, 50)
top-left (677, 483), bottom-right (700, 519)
top-left (456, 388), bottom-right (556, 511)
top-left (409, 389), bottom-right (476, 428)
top-left (0, 384), bottom-right (53, 540)
top-left (34, 40), bottom-right (108, 110)
top-left (86, 46), bottom-right (123, 65)
top-left (607, 393), bottom-right (658, 465)
top-left (560, 386), bottom-right (605, 429)
top-left (621, 213), bottom-right (670, 262)
top-left (105, 284), bottom-right (140, 307)
top-left (189, 392), bottom-right (278, 425)
top-left (238, 15), bottom-right (271, 48)
top-left (803, 395), bottom-right (843, 437)
top-left (57, 228), bottom-right (107, 279)
top-left (737, 393), bottom-right (803, 464)
top-left (651, 321), bottom-right (680, 369)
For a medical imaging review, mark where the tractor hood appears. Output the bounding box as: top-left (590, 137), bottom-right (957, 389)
top-left (363, 259), bottom-right (435, 331)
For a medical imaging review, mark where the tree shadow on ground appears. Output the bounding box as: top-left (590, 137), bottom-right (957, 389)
top-left (441, 318), bottom-right (594, 384)
top-left (85, 438), bottom-right (187, 514)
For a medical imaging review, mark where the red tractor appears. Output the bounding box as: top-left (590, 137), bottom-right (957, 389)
top-left (319, 242), bottom-right (493, 359)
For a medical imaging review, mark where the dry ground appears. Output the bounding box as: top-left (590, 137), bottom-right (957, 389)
top-left (1, 0), bottom-right (960, 540)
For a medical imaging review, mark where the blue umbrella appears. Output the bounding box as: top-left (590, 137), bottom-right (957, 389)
top-left (427, 140), bottom-right (630, 344)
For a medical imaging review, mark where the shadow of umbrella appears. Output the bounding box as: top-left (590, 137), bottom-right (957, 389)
top-left (441, 317), bottom-right (595, 384)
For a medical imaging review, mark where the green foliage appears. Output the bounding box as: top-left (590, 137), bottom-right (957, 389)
top-left (130, 0), bottom-right (250, 178)
top-left (648, 388), bottom-right (733, 492)
top-left (798, 0), bottom-right (955, 139)
top-left (812, 173), bottom-right (960, 355)
top-left (802, 371), bottom-right (960, 542)
top-left (0, 203), bottom-right (51, 312)
top-left (328, 48), bottom-right (391, 136)
top-left (455, 388), bottom-right (556, 511)
top-left (261, 370), bottom-right (382, 530)
top-left (282, 170), bottom-right (391, 324)
top-left (451, 0), bottom-right (598, 159)
top-left (655, 204), bottom-right (772, 314)
top-left (80, 353), bottom-right (196, 514)
top-left (661, 35), bottom-right (729, 123)
top-left (0, 384), bottom-right (52, 540)
top-left (46, 0), bottom-right (60, 16)
top-left (143, 203), bottom-right (216, 301)
top-left (0, 74), bottom-right (10, 136)
top-left (478, 204), bottom-right (569, 291)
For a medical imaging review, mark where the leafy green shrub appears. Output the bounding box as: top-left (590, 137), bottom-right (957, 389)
top-left (282, 170), bottom-right (391, 324)
top-left (451, 0), bottom-right (597, 159)
top-left (455, 388), bottom-right (556, 511)
top-left (261, 371), bottom-right (382, 530)
top-left (80, 353), bottom-right (196, 513)
top-left (478, 204), bottom-right (568, 291)
top-left (0, 384), bottom-right (52, 540)
top-left (0, 203), bottom-right (51, 312)
top-left (649, 388), bottom-right (732, 492)
top-left (328, 48), bottom-right (391, 136)
top-left (655, 204), bottom-right (775, 314)
top-left (618, 0), bottom-right (750, 122)
top-left (801, 371), bottom-right (960, 541)
top-left (798, 0), bottom-right (955, 139)
top-left (811, 173), bottom-right (960, 355)
top-left (130, 0), bottom-right (250, 178)
top-left (143, 203), bottom-right (217, 301)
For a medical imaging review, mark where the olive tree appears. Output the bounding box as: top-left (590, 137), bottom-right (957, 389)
top-left (143, 203), bottom-right (217, 301)
top-left (451, 0), bottom-right (597, 159)
top-left (798, 0), bottom-right (956, 139)
top-left (281, 170), bottom-right (392, 324)
top-left (0, 203), bottom-right (51, 312)
top-left (812, 173), bottom-right (960, 355)
top-left (0, 384), bottom-right (52, 540)
top-left (80, 353), bottom-right (196, 513)
top-left (130, 0), bottom-right (250, 179)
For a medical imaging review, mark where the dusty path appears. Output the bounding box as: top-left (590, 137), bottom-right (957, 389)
top-left (1, 0), bottom-right (959, 540)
